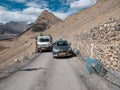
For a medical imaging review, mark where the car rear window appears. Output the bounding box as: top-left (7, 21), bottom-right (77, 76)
top-left (57, 41), bottom-right (68, 46)
top-left (39, 38), bottom-right (49, 42)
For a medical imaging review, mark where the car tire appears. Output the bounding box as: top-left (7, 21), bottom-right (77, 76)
top-left (38, 49), bottom-right (41, 53)
top-left (53, 56), bottom-right (57, 58)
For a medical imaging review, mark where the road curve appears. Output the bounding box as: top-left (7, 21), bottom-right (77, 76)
top-left (0, 52), bottom-right (119, 90)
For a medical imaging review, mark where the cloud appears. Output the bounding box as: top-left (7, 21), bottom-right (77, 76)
top-left (0, 5), bottom-right (67, 24)
top-left (0, 6), bottom-right (6, 11)
top-left (25, 0), bottom-right (48, 10)
top-left (0, 6), bottom-right (44, 23)
top-left (52, 11), bottom-right (70, 20)
top-left (22, 7), bottom-right (47, 17)
top-left (70, 0), bottom-right (97, 9)
top-left (25, 2), bottom-right (41, 8)
top-left (0, 0), bottom-right (97, 23)
top-left (9, 0), bottom-right (27, 3)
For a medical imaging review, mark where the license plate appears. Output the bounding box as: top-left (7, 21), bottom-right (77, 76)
top-left (41, 48), bottom-right (46, 50)
top-left (59, 53), bottom-right (66, 56)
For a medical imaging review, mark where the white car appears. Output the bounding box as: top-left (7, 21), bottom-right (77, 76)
top-left (36, 35), bottom-right (53, 52)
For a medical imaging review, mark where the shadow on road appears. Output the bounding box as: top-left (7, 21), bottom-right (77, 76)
top-left (54, 56), bottom-right (74, 60)
top-left (17, 67), bottom-right (46, 72)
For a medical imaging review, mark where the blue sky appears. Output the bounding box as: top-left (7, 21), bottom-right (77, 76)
top-left (0, 0), bottom-right (97, 23)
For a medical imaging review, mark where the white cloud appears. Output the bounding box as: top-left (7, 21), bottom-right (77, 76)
top-left (53, 11), bottom-right (70, 20)
top-left (9, 0), bottom-right (26, 3)
top-left (0, 6), bottom-right (44, 23)
top-left (0, 6), bottom-right (6, 11)
top-left (70, 0), bottom-right (97, 9)
top-left (23, 7), bottom-right (43, 15)
top-left (0, 0), bottom-right (97, 23)
top-left (26, 2), bottom-right (40, 8)
top-left (0, 5), bottom-right (67, 24)
top-left (25, 0), bottom-right (48, 8)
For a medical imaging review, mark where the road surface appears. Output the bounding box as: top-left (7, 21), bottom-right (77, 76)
top-left (0, 52), bottom-right (119, 90)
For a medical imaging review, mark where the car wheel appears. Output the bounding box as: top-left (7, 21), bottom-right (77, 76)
top-left (38, 49), bottom-right (42, 53)
top-left (53, 56), bottom-right (57, 58)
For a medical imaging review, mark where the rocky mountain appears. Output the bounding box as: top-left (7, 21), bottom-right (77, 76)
top-left (78, 17), bottom-right (120, 71)
top-left (0, 0), bottom-right (120, 74)
top-left (0, 21), bottom-right (29, 34)
top-left (0, 10), bottom-right (62, 65)
top-left (32, 10), bottom-right (62, 32)
top-left (43, 0), bottom-right (120, 72)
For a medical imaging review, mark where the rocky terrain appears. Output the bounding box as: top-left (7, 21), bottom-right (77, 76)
top-left (0, 21), bottom-right (29, 40)
top-left (43, 0), bottom-right (120, 73)
top-left (77, 17), bottom-right (120, 72)
top-left (0, 0), bottom-right (120, 76)
top-left (0, 10), bottom-right (61, 76)
top-left (0, 21), bottom-right (29, 34)
top-left (32, 10), bottom-right (61, 32)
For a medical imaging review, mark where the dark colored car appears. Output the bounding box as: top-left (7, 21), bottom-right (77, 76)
top-left (52, 39), bottom-right (73, 57)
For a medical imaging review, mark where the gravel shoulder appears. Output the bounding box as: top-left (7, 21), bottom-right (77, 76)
top-left (68, 57), bottom-right (120, 90)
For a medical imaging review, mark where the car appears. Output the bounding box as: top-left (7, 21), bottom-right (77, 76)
top-left (52, 39), bottom-right (73, 57)
top-left (36, 35), bottom-right (53, 52)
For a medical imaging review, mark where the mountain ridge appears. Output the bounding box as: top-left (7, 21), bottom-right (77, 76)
top-left (0, 0), bottom-right (120, 73)
top-left (43, 0), bottom-right (120, 72)
top-left (0, 10), bottom-right (62, 66)
top-left (32, 10), bottom-right (62, 32)
top-left (0, 21), bottom-right (29, 34)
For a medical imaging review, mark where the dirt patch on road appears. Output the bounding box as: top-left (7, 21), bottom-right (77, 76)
top-left (0, 45), bottom-right (8, 52)
top-left (0, 53), bottom-right (39, 79)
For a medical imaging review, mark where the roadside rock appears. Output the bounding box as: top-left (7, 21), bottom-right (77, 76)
top-left (77, 17), bottom-right (120, 72)
top-left (0, 53), bottom-right (37, 79)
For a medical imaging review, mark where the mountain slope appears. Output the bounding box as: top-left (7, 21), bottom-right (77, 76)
top-left (45, 0), bottom-right (120, 37)
top-left (0, 21), bottom-right (29, 34)
top-left (43, 0), bottom-right (120, 72)
top-left (32, 10), bottom-right (62, 32)
top-left (0, 0), bottom-right (120, 73)
top-left (0, 10), bottom-right (62, 66)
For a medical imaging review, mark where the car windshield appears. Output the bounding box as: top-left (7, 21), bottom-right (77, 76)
top-left (56, 41), bottom-right (68, 46)
top-left (39, 38), bottom-right (49, 42)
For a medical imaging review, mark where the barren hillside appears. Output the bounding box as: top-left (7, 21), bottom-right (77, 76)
top-left (33, 10), bottom-right (61, 32)
top-left (0, 21), bottom-right (29, 34)
top-left (45, 0), bottom-right (120, 37)
top-left (0, 0), bottom-right (120, 73)
top-left (43, 0), bottom-right (120, 72)
top-left (0, 10), bottom-right (61, 68)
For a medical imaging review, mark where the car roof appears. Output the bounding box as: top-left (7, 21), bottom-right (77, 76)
top-left (38, 36), bottom-right (51, 39)
top-left (55, 39), bottom-right (68, 43)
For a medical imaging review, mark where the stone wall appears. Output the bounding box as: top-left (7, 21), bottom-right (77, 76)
top-left (76, 17), bottom-right (120, 72)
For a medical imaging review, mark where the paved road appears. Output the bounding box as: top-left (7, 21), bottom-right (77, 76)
top-left (0, 52), bottom-right (119, 90)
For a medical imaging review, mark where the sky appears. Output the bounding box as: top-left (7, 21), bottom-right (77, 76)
top-left (0, 0), bottom-right (97, 23)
